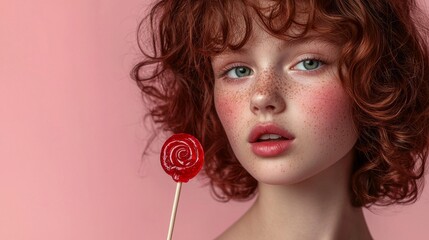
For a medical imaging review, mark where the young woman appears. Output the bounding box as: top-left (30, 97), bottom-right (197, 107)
top-left (132, 0), bottom-right (429, 239)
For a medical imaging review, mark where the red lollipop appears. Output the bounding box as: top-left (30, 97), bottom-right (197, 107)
top-left (160, 133), bottom-right (204, 182)
top-left (160, 133), bottom-right (204, 240)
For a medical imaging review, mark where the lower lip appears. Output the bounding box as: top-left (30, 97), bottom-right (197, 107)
top-left (250, 140), bottom-right (292, 157)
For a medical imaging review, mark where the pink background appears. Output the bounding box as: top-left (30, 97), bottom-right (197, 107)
top-left (1, 1), bottom-right (428, 239)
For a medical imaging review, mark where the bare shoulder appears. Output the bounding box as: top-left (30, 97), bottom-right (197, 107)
top-left (214, 209), bottom-right (255, 240)
top-left (214, 222), bottom-right (248, 240)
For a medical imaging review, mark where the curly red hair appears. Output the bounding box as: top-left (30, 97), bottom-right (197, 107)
top-left (131, 0), bottom-right (429, 207)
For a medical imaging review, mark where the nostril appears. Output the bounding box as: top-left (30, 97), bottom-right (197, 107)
top-left (266, 105), bottom-right (276, 111)
top-left (252, 104), bottom-right (276, 113)
top-left (252, 106), bottom-right (259, 112)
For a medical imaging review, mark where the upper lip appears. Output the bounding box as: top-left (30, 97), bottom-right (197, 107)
top-left (248, 123), bottom-right (295, 143)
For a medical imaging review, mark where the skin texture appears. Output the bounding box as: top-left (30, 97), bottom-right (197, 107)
top-left (211, 21), bottom-right (373, 239)
top-left (212, 29), bottom-right (357, 186)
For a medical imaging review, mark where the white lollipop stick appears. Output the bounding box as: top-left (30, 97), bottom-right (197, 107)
top-left (167, 182), bottom-right (182, 240)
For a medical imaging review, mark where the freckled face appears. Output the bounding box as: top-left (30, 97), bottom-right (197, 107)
top-left (211, 26), bottom-right (357, 185)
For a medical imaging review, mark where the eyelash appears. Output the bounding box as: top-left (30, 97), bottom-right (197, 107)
top-left (218, 57), bottom-right (327, 80)
top-left (292, 57), bottom-right (326, 71)
top-left (219, 64), bottom-right (252, 79)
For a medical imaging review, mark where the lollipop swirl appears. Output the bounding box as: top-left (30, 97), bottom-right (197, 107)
top-left (160, 133), bottom-right (204, 182)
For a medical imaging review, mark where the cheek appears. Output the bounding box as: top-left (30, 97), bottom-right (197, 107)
top-left (214, 89), bottom-right (244, 131)
top-left (298, 85), bottom-right (356, 141)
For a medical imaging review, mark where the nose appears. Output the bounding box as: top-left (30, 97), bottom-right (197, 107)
top-left (250, 75), bottom-right (286, 115)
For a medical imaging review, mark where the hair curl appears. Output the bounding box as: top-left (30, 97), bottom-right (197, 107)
top-left (131, 0), bottom-right (429, 207)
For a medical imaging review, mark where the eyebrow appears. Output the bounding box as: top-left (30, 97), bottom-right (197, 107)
top-left (218, 35), bottom-right (337, 57)
top-left (287, 35), bottom-right (337, 46)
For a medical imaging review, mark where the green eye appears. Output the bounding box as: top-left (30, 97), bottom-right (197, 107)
top-left (295, 59), bottom-right (323, 71)
top-left (226, 66), bottom-right (253, 78)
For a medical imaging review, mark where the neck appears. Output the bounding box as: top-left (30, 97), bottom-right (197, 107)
top-left (218, 152), bottom-right (373, 240)
top-left (251, 187), bottom-right (369, 239)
